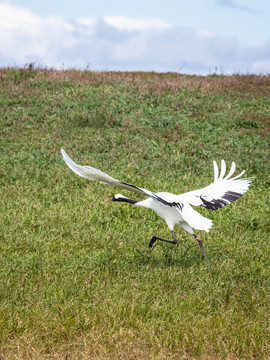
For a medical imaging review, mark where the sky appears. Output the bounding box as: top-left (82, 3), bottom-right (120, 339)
top-left (0, 0), bottom-right (270, 74)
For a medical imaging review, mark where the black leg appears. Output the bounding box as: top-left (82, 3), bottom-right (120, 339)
top-left (193, 234), bottom-right (209, 264)
top-left (148, 231), bottom-right (177, 248)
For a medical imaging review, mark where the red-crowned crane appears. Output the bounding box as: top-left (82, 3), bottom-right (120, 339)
top-left (61, 149), bottom-right (253, 264)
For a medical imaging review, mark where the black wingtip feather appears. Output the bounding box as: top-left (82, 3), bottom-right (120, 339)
top-left (222, 191), bottom-right (243, 202)
top-left (200, 191), bottom-right (243, 211)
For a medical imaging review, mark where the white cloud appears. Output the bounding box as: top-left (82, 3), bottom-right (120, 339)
top-left (0, 2), bottom-right (269, 74)
top-left (103, 16), bottom-right (171, 31)
top-left (0, 2), bottom-right (40, 32)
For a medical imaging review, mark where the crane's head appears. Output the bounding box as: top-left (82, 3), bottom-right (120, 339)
top-left (105, 193), bottom-right (126, 202)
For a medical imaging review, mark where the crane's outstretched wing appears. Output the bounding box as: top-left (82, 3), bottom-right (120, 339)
top-left (61, 149), bottom-right (171, 206)
top-left (178, 160), bottom-right (253, 210)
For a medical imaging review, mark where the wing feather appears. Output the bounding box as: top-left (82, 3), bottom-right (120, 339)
top-left (62, 150), bottom-right (253, 212)
top-left (61, 149), bottom-right (171, 205)
top-left (178, 160), bottom-right (253, 210)
top-left (230, 169), bottom-right (246, 180)
top-left (224, 161), bottom-right (236, 180)
top-left (213, 160), bottom-right (219, 181)
top-left (219, 159), bottom-right (226, 179)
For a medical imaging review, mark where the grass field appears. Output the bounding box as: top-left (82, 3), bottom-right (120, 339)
top-left (0, 68), bottom-right (269, 359)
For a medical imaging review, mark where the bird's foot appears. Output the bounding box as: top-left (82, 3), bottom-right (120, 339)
top-left (148, 236), bottom-right (177, 248)
top-left (193, 235), bottom-right (210, 265)
top-left (148, 236), bottom-right (157, 248)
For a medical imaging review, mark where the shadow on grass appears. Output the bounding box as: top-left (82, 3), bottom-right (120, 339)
top-left (132, 242), bottom-right (204, 268)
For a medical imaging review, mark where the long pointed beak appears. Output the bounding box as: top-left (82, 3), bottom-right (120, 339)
top-left (105, 197), bottom-right (113, 203)
top-left (197, 240), bottom-right (210, 265)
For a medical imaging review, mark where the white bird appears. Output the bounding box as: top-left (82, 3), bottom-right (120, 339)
top-left (61, 149), bottom-right (253, 264)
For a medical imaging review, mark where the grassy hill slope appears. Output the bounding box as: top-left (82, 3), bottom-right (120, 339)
top-left (0, 68), bottom-right (269, 359)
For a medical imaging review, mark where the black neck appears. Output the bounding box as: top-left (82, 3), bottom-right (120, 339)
top-left (114, 196), bottom-right (138, 205)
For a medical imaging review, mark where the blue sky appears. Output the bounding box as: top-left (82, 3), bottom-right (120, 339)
top-left (0, 0), bottom-right (270, 73)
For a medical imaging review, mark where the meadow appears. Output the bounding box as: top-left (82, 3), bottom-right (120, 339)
top-left (0, 68), bottom-right (269, 359)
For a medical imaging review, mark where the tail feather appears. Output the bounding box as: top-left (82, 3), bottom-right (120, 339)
top-left (180, 204), bottom-right (213, 232)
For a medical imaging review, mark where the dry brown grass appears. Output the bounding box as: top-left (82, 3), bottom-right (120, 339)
top-left (2, 335), bottom-right (256, 360)
top-left (1, 67), bottom-right (269, 98)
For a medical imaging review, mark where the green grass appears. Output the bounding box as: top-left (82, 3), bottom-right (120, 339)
top-left (0, 68), bottom-right (269, 359)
